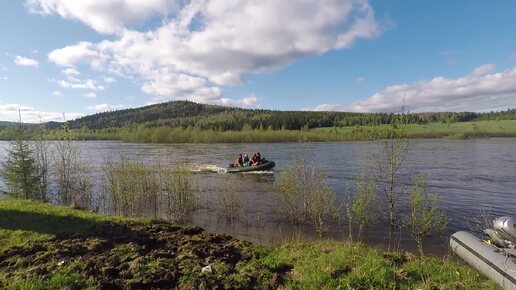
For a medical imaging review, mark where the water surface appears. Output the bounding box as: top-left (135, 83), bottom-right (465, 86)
top-left (1, 138), bottom-right (514, 255)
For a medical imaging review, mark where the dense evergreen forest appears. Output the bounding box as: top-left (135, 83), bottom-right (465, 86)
top-left (61, 101), bottom-right (516, 131)
top-left (1, 101), bottom-right (515, 142)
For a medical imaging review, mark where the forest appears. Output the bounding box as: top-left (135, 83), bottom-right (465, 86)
top-left (1, 100), bottom-right (515, 142)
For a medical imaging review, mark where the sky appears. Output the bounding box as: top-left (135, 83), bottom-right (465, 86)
top-left (1, 0), bottom-right (516, 123)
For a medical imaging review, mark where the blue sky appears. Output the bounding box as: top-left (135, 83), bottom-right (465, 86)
top-left (1, 0), bottom-right (516, 122)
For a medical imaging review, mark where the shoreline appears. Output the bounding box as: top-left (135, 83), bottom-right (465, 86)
top-left (1, 120), bottom-right (516, 143)
top-left (0, 199), bottom-right (500, 289)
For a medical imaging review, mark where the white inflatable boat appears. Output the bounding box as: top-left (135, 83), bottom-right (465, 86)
top-left (450, 217), bottom-right (516, 290)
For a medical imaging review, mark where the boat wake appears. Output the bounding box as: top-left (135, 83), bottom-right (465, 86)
top-left (190, 164), bottom-right (274, 174)
top-left (190, 164), bottom-right (228, 174)
top-left (238, 170), bottom-right (274, 175)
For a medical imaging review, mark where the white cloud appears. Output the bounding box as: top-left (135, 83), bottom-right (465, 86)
top-left (62, 68), bottom-right (80, 76)
top-left (315, 64), bottom-right (516, 112)
top-left (355, 76), bottom-right (366, 83)
top-left (0, 103), bottom-right (83, 123)
top-left (27, 0), bottom-right (177, 34)
top-left (87, 103), bottom-right (125, 111)
top-left (58, 78), bottom-right (105, 90)
top-left (14, 55), bottom-right (39, 67)
top-left (221, 95), bottom-right (260, 108)
top-left (103, 76), bottom-right (116, 83)
top-left (48, 41), bottom-right (106, 68)
top-left (1, 76), bottom-right (8, 81)
top-left (83, 92), bottom-right (97, 98)
top-left (52, 90), bottom-right (62, 96)
top-left (47, 0), bottom-right (380, 107)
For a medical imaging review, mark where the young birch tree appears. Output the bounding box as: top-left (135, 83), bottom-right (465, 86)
top-left (52, 123), bottom-right (92, 207)
top-left (370, 113), bottom-right (409, 250)
top-left (405, 177), bottom-right (448, 255)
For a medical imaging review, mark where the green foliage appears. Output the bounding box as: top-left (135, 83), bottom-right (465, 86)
top-left (216, 182), bottom-right (243, 222)
top-left (347, 175), bottom-right (379, 241)
top-left (51, 123), bottom-right (92, 207)
top-left (275, 158), bottom-right (337, 236)
top-left (161, 164), bottom-right (197, 223)
top-left (370, 120), bottom-right (410, 250)
top-left (103, 155), bottom-right (149, 216)
top-left (0, 99), bottom-right (515, 143)
top-left (31, 124), bottom-right (51, 201)
top-left (260, 240), bottom-right (500, 290)
top-left (2, 126), bottom-right (42, 200)
top-left (0, 199), bottom-right (500, 290)
top-left (405, 177), bottom-right (448, 255)
top-left (275, 159), bottom-right (303, 224)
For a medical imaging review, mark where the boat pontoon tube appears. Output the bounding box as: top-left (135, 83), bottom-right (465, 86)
top-left (450, 231), bottom-right (516, 290)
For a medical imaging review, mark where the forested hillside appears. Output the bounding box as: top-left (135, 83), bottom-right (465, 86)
top-left (66, 100), bottom-right (516, 131)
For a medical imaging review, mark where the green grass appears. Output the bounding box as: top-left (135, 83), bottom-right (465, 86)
top-left (1, 120), bottom-right (515, 143)
top-left (0, 199), bottom-right (139, 252)
top-left (313, 120), bottom-right (516, 140)
top-left (260, 241), bottom-right (500, 289)
top-left (0, 199), bottom-right (501, 289)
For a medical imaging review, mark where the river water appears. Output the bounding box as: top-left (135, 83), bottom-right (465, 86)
top-left (1, 138), bottom-right (515, 255)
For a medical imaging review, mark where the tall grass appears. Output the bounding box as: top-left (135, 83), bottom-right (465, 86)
top-left (216, 182), bottom-right (243, 222)
top-left (102, 155), bottom-right (197, 222)
top-left (161, 164), bottom-right (197, 223)
top-left (103, 155), bottom-right (147, 216)
top-left (275, 158), bottom-right (337, 237)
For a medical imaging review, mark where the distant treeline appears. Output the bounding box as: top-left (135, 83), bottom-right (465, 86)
top-left (66, 101), bottom-right (516, 131)
top-left (1, 101), bottom-right (515, 142)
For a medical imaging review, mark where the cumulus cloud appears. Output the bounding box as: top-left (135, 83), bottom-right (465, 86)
top-left (48, 41), bottom-right (106, 68)
top-left (14, 55), bottom-right (39, 67)
top-left (315, 65), bottom-right (516, 112)
top-left (0, 103), bottom-right (82, 123)
top-left (62, 68), bottom-right (80, 76)
top-left (58, 78), bottom-right (105, 90)
top-left (46, 0), bottom-right (380, 107)
top-left (27, 0), bottom-right (177, 34)
top-left (87, 103), bottom-right (125, 111)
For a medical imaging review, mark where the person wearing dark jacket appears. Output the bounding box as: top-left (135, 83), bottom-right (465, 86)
top-left (234, 154), bottom-right (243, 167)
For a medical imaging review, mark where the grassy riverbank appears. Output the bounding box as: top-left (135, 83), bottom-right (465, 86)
top-left (0, 199), bottom-right (500, 289)
top-left (60, 120), bottom-right (516, 143)
top-left (1, 120), bottom-right (515, 143)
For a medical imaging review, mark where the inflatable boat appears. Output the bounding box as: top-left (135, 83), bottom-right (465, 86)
top-left (450, 217), bottom-right (516, 290)
top-left (227, 160), bottom-right (275, 173)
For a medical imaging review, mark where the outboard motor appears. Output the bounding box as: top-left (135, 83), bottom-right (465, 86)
top-left (485, 216), bottom-right (516, 248)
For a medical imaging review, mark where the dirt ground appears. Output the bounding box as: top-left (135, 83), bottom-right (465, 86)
top-left (0, 220), bottom-right (287, 289)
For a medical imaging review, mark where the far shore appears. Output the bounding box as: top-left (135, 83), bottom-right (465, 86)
top-left (1, 120), bottom-right (515, 143)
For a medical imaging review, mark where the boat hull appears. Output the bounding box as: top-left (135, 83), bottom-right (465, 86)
top-left (227, 161), bottom-right (275, 173)
top-left (450, 231), bottom-right (516, 290)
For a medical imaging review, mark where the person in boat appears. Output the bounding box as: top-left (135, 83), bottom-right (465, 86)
top-left (250, 153), bottom-right (257, 166)
top-left (234, 154), bottom-right (244, 167)
top-left (243, 154), bottom-right (250, 166)
top-left (251, 152), bottom-right (261, 166)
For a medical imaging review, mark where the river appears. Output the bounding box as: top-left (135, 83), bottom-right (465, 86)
top-left (1, 138), bottom-right (515, 255)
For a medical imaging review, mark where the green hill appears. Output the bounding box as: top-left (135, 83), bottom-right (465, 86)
top-left (66, 100), bottom-right (516, 131)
